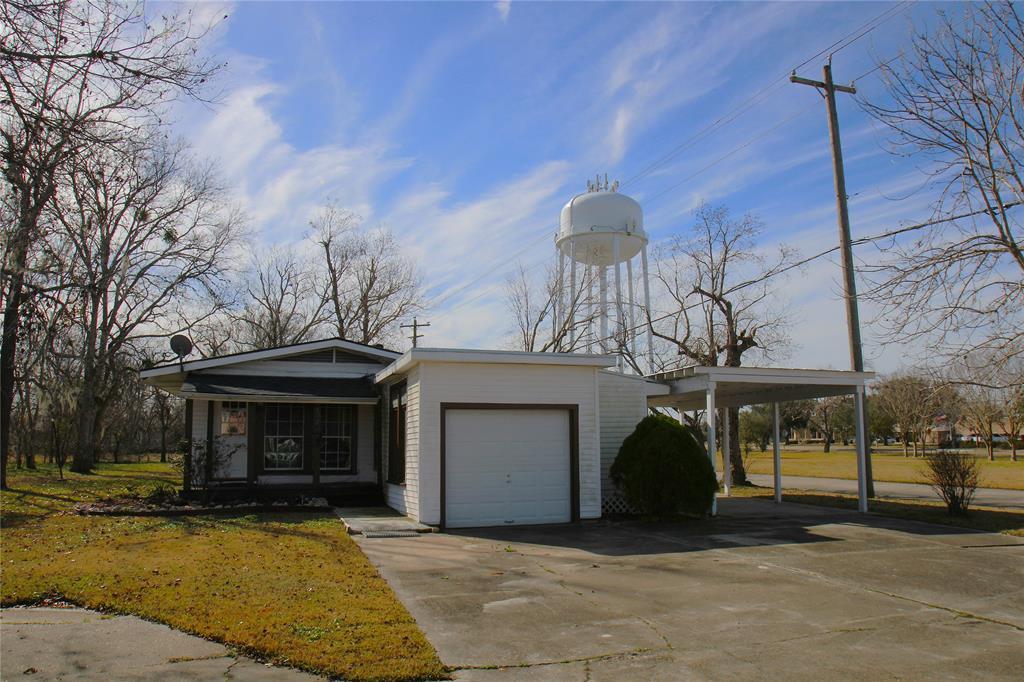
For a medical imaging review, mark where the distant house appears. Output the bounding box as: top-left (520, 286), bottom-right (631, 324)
top-left (141, 338), bottom-right (656, 528)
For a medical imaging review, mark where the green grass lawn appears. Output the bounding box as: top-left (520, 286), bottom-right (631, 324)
top-left (728, 485), bottom-right (1024, 537)
top-left (1, 463), bottom-right (446, 681)
top-left (743, 448), bottom-right (1024, 490)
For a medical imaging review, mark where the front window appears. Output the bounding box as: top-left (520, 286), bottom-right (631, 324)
top-left (220, 401), bottom-right (247, 436)
top-left (264, 403), bottom-right (304, 470)
top-left (321, 405), bottom-right (355, 471)
top-left (387, 383), bottom-right (407, 484)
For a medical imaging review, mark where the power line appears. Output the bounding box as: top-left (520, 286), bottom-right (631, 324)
top-left (590, 201), bottom-right (1021, 347)
top-left (619, 1), bottom-right (914, 190)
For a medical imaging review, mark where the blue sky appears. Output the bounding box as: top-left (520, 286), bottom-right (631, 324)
top-left (176, 1), bottom-right (947, 371)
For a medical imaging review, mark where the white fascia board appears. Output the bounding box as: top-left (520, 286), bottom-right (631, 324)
top-left (375, 348), bottom-right (618, 383)
top-left (140, 338), bottom-right (400, 379)
top-left (180, 393), bottom-right (378, 405)
top-left (654, 365), bottom-right (874, 386)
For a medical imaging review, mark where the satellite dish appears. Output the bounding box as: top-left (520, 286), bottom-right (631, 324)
top-left (170, 335), bottom-right (193, 359)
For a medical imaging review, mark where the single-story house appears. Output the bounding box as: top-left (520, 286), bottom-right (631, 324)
top-left (141, 338), bottom-right (664, 528)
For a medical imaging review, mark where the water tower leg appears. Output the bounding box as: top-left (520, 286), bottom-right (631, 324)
top-left (613, 236), bottom-right (624, 362)
top-left (586, 265), bottom-right (595, 353)
top-left (556, 251), bottom-right (565, 345)
top-left (626, 257), bottom-right (638, 364)
top-left (599, 265), bottom-right (609, 353)
top-left (641, 244), bottom-right (655, 371)
top-left (568, 250), bottom-right (577, 348)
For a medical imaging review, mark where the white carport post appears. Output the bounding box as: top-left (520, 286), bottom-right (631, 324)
top-left (706, 382), bottom-right (718, 516)
top-left (854, 385), bottom-right (869, 513)
top-left (772, 402), bottom-right (782, 503)
top-left (721, 408), bottom-right (732, 495)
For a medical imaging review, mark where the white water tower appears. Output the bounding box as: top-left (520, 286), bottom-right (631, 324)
top-left (555, 176), bottom-right (654, 369)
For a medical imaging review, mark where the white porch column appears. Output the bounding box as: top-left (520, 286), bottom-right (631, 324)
top-left (854, 385), bottom-right (869, 513)
top-left (772, 402), bottom-right (782, 504)
top-left (706, 382), bottom-right (718, 516)
top-left (721, 407), bottom-right (732, 495)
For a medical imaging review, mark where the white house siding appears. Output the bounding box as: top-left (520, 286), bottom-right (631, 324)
top-left (188, 399), bottom-right (208, 486)
top-left (204, 359), bottom-right (385, 378)
top-left (414, 362), bottom-right (602, 525)
top-left (598, 371), bottom-right (650, 513)
top-left (385, 368), bottom-right (420, 519)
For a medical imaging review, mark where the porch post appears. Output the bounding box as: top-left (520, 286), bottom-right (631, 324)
top-left (772, 402), bottom-right (782, 503)
top-left (854, 385), bottom-right (869, 512)
top-left (706, 382), bottom-right (718, 516)
top-left (721, 407), bottom-right (732, 496)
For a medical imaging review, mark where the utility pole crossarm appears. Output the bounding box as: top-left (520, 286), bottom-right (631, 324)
top-left (400, 317), bottom-right (430, 348)
top-left (790, 73), bottom-right (856, 94)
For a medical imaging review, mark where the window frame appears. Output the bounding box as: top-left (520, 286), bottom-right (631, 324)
top-left (220, 401), bottom-right (247, 437)
top-left (387, 382), bottom-right (407, 485)
top-left (319, 404), bottom-right (357, 474)
top-left (263, 403), bottom-right (305, 471)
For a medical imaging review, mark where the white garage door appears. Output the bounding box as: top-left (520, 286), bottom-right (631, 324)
top-left (445, 408), bottom-right (572, 528)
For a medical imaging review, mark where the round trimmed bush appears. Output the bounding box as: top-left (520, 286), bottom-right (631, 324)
top-left (609, 415), bottom-right (718, 519)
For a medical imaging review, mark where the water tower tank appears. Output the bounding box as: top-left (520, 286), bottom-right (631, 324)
top-left (557, 188), bottom-right (646, 266)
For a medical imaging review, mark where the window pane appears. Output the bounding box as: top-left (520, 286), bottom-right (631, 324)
top-left (264, 403), bottom-right (303, 469)
top-left (320, 405), bottom-right (354, 470)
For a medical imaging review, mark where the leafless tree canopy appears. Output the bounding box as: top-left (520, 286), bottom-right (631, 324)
top-left (1, 0), bottom-right (224, 486)
top-left (503, 261), bottom-right (596, 353)
top-left (863, 2), bottom-right (1024, 370)
top-left (651, 203), bottom-right (799, 484)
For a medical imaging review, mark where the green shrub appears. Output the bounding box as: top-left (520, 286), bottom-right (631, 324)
top-left (610, 415), bottom-right (718, 518)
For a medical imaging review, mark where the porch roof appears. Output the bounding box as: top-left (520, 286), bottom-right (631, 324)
top-left (180, 373), bottom-right (378, 403)
top-left (647, 365), bottom-right (874, 411)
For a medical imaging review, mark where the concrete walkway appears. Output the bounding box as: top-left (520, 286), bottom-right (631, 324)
top-left (747, 473), bottom-right (1024, 510)
top-left (0, 608), bottom-right (319, 681)
top-left (334, 506), bottom-right (434, 535)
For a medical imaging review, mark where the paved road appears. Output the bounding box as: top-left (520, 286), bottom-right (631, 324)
top-left (0, 607), bottom-right (319, 681)
top-left (747, 473), bottom-right (1024, 510)
top-left (359, 497), bottom-right (1024, 680)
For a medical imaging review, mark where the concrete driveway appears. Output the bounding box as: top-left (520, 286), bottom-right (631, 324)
top-left (357, 498), bottom-right (1024, 680)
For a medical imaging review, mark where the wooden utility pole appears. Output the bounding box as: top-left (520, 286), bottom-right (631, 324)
top-left (792, 59), bottom-right (875, 498)
top-left (400, 318), bottom-right (430, 348)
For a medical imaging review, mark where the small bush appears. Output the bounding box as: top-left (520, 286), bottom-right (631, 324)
top-left (610, 415), bottom-right (718, 519)
top-left (924, 450), bottom-right (979, 516)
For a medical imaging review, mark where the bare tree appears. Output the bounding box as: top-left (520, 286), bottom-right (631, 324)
top-left (807, 396), bottom-right (852, 454)
top-left (503, 261), bottom-right (597, 353)
top-left (863, 2), bottom-right (1024, 373)
top-left (651, 203), bottom-right (797, 484)
top-left (52, 137), bottom-right (241, 473)
top-left (1, 0), bottom-right (222, 487)
top-left (312, 207), bottom-right (423, 347)
top-left (235, 247), bottom-right (328, 350)
top-left (959, 382), bottom-right (1003, 461)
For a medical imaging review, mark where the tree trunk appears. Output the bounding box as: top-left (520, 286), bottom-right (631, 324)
top-left (0, 270), bottom-right (25, 490)
top-left (160, 423), bottom-right (167, 463)
top-left (73, 389), bottom-right (98, 473)
top-left (902, 435), bottom-right (909, 457)
top-left (823, 434), bottom-right (832, 453)
top-left (727, 406), bottom-right (748, 485)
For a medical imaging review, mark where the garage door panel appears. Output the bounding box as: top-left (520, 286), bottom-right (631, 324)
top-left (445, 408), bottom-right (572, 528)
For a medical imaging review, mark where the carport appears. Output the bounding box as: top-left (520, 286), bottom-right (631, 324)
top-left (648, 366), bottom-right (875, 512)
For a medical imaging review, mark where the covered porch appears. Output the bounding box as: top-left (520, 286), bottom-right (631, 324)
top-left (648, 366), bottom-right (875, 513)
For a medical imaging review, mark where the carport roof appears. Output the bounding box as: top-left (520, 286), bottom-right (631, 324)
top-left (647, 365), bottom-right (874, 411)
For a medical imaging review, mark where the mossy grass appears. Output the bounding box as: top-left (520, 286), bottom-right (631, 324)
top-left (1, 463), bottom-right (448, 681)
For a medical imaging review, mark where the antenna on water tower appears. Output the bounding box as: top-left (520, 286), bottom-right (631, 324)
top-left (554, 177), bottom-right (654, 373)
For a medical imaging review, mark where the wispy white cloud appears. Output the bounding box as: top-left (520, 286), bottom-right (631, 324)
top-left (494, 0), bottom-right (511, 23)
